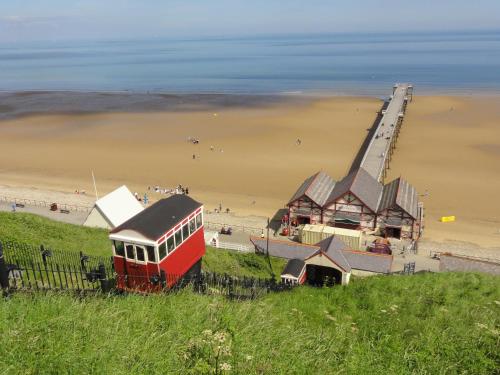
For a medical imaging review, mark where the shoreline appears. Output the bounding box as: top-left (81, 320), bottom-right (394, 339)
top-left (2, 90), bottom-right (500, 122)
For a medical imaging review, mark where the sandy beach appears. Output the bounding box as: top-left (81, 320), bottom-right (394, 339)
top-left (0, 92), bottom-right (499, 252)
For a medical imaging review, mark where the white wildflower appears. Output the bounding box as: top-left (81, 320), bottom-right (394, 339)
top-left (220, 362), bottom-right (232, 371)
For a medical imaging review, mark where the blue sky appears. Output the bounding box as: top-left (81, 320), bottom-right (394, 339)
top-left (1, 0), bottom-right (499, 42)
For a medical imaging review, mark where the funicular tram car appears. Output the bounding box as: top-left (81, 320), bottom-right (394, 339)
top-left (109, 195), bottom-right (205, 291)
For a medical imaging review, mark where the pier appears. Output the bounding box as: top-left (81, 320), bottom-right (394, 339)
top-left (354, 83), bottom-right (413, 182)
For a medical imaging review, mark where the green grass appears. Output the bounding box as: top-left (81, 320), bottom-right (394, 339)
top-left (202, 248), bottom-right (286, 279)
top-left (1, 272), bottom-right (498, 374)
top-left (0, 212), bottom-right (285, 278)
top-left (0, 212), bottom-right (109, 256)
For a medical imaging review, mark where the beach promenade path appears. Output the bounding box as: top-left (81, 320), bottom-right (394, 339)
top-left (0, 201), bottom-right (88, 225)
top-left (359, 83), bottom-right (412, 181)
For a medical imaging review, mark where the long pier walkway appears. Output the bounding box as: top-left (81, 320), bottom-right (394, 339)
top-left (355, 83), bottom-right (413, 182)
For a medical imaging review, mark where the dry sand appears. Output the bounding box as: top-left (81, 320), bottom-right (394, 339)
top-left (0, 93), bottom-right (499, 252)
top-left (386, 95), bottom-right (500, 249)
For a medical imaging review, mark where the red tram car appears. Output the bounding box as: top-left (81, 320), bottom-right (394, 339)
top-left (109, 195), bottom-right (205, 291)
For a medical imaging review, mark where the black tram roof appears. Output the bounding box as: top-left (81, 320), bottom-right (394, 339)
top-left (110, 195), bottom-right (202, 241)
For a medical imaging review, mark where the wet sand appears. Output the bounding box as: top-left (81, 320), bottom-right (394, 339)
top-left (0, 92), bottom-right (499, 250)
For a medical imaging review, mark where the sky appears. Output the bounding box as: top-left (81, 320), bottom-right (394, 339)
top-left (1, 0), bottom-right (499, 43)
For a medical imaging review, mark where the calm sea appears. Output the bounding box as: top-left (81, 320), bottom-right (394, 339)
top-left (1, 31), bottom-right (499, 95)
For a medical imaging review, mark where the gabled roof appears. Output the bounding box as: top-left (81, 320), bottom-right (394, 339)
top-left (325, 167), bottom-right (382, 212)
top-left (93, 185), bottom-right (144, 228)
top-left (341, 250), bottom-right (392, 274)
top-left (110, 195), bottom-right (202, 241)
top-left (378, 177), bottom-right (418, 219)
top-left (314, 236), bottom-right (352, 272)
top-left (287, 171), bottom-right (336, 207)
top-left (281, 259), bottom-right (306, 278)
top-left (252, 236), bottom-right (393, 275)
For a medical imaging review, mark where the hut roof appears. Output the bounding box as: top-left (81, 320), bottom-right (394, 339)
top-left (252, 236), bottom-right (393, 275)
top-left (110, 195), bottom-right (202, 241)
top-left (287, 171), bottom-right (336, 207)
top-left (325, 167), bottom-right (382, 212)
top-left (281, 259), bottom-right (306, 278)
top-left (342, 250), bottom-right (392, 274)
top-left (378, 177), bottom-right (419, 218)
top-left (314, 236), bottom-right (352, 272)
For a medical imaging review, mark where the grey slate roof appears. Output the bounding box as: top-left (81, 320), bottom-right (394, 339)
top-left (282, 259), bottom-right (306, 278)
top-left (378, 178), bottom-right (418, 219)
top-left (326, 167), bottom-right (382, 212)
top-left (251, 236), bottom-right (392, 275)
top-left (315, 236), bottom-right (352, 272)
top-left (341, 250), bottom-right (392, 274)
top-left (287, 171), bottom-right (336, 207)
top-left (396, 179), bottom-right (418, 219)
top-left (250, 237), bottom-right (318, 260)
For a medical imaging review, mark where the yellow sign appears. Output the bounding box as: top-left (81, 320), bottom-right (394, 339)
top-left (440, 216), bottom-right (456, 222)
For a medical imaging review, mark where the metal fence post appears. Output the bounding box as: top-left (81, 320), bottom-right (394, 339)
top-left (160, 270), bottom-right (166, 290)
top-left (98, 263), bottom-right (109, 293)
top-left (0, 243), bottom-right (10, 295)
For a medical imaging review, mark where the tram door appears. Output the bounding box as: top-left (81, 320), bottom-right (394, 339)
top-left (124, 244), bottom-right (149, 289)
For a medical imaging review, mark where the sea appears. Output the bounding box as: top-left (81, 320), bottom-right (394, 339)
top-left (1, 30), bottom-right (499, 96)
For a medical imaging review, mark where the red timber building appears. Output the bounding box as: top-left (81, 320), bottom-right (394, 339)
top-left (109, 195), bottom-right (205, 291)
top-left (287, 167), bottom-right (423, 240)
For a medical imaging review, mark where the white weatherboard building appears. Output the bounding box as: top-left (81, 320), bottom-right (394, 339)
top-left (83, 185), bottom-right (144, 229)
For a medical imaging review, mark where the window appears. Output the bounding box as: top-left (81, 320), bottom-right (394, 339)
top-left (126, 244), bottom-right (134, 260)
top-left (114, 241), bottom-right (125, 257)
top-left (167, 236), bottom-right (175, 252)
top-left (189, 218), bottom-right (196, 234)
top-left (136, 246), bottom-right (145, 262)
top-left (196, 213), bottom-right (202, 229)
top-left (175, 229), bottom-right (182, 247)
top-left (159, 242), bottom-right (167, 260)
top-left (146, 246), bottom-right (156, 263)
top-left (182, 223), bottom-right (189, 240)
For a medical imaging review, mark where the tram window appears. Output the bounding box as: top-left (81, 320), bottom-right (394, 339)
top-left (125, 244), bottom-right (134, 260)
top-left (136, 247), bottom-right (145, 262)
top-left (182, 223), bottom-right (189, 240)
top-left (114, 241), bottom-right (125, 257)
top-left (189, 218), bottom-right (196, 234)
top-left (175, 229), bottom-right (182, 247)
top-left (159, 242), bottom-right (167, 260)
top-left (167, 236), bottom-right (175, 252)
top-left (196, 213), bottom-right (202, 229)
top-left (146, 246), bottom-right (156, 263)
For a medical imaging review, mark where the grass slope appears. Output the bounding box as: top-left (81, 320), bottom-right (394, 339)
top-left (0, 212), bottom-right (109, 256)
top-left (1, 272), bottom-right (499, 374)
top-left (0, 212), bottom-right (285, 278)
